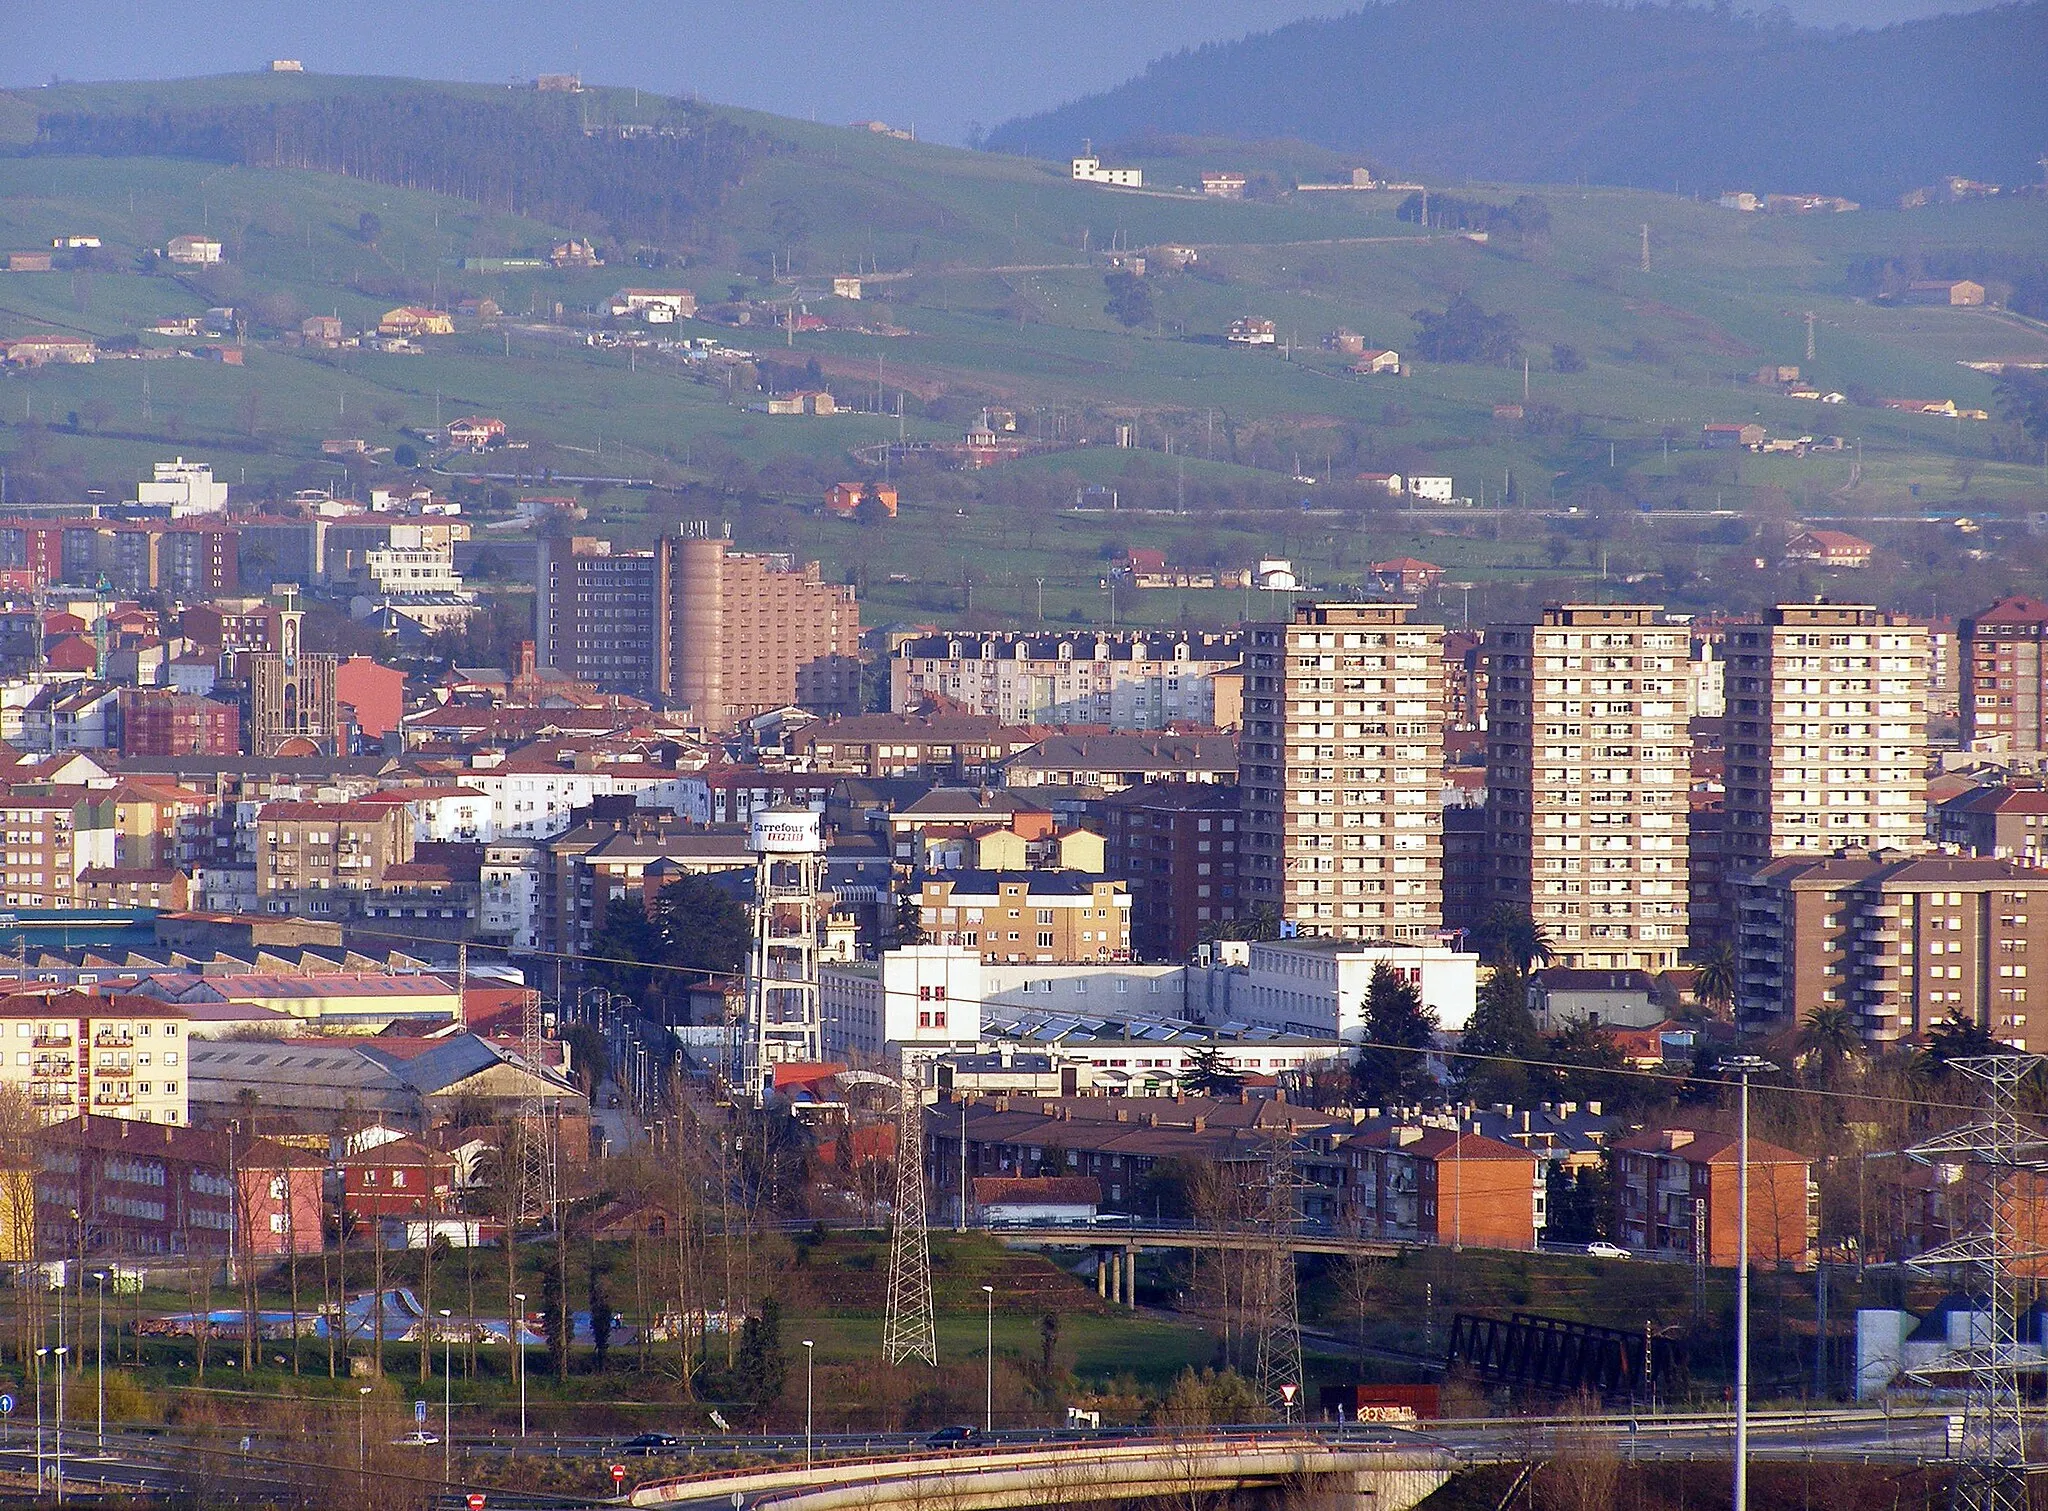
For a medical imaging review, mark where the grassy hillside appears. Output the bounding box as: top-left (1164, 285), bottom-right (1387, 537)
top-left (0, 73), bottom-right (2044, 633)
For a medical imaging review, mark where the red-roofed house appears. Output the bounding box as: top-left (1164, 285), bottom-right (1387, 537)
top-left (1614, 1125), bottom-right (1813, 1266)
top-left (1370, 557), bottom-right (1444, 595)
top-left (1782, 529), bottom-right (1873, 569)
top-left (338, 1134), bottom-right (456, 1220)
top-left (1348, 1126), bottom-right (1544, 1250)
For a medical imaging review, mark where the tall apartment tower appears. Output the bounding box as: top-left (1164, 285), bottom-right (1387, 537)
top-left (1723, 603), bottom-right (1927, 872)
top-left (1240, 602), bottom-right (1444, 940)
top-left (1486, 603), bottom-right (1691, 972)
top-left (535, 535), bottom-right (664, 698)
top-left (658, 525), bottom-right (862, 730)
top-left (536, 525), bottom-right (863, 723)
top-left (1960, 596), bottom-right (2048, 755)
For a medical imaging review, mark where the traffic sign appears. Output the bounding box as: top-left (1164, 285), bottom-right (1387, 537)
top-left (416, 1400), bottom-right (428, 1426)
top-left (1279, 1383), bottom-right (1298, 1404)
top-left (611, 1463), bottom-right (627, 1487)
top-left (467, 1496), bottom-right (486, 1511)
top-left (0, 1394), bottom-right (14, 1416)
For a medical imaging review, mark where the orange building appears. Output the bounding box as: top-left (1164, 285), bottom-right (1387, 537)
top-left (1614, 1126), bottom-right (1815, 1268)
top-left (824, 481), bottom-right (898, 518)
top-left (1348, 1126), bottom-right (1544, 1251)
top-left (335, 657), bottom-right (407, 741)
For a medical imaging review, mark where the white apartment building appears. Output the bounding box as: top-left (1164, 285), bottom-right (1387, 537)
top-left (479, 839), bottom-right (544, 950)
top-left (362, 534), bottom-right (464, 595)
top-left (1723, 603), bottom-right (1928, 872)
top-left (1071, 155), bottom-right (1143, 187)
top-left (822, 944), bottom-right (987, 1068)
top-left (1240, 602), bottom-right (1445, 940)
top-left (890, 631), bottom-right (1240, 730)
top-left (1487, 603), bottom-right (1692, 972)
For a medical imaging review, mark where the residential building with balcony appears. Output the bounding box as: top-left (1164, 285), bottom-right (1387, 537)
top-left (1614, 1125), bottom-right (1815, 1267)
top-left (1346, 1124), bottom-right (1543, 1249)
top-left (890, 631), bottom-right (1242, 730)
top-left (0, 990), bottom-right (192, 1125)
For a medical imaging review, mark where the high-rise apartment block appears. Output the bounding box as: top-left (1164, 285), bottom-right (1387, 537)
top-left (536, 526), bottom-right (861, 727)
top-left (1961, 596), bottom-right (2048, 755)
top-left (1723, 603), bottom-right (1926, 872)
top-left (1486, 604), bottom-right (1691, 971)
top-left (1736, 854), bottom-right (2048, 1051)
top-left (1241, 602), bottom-right (1444, 940)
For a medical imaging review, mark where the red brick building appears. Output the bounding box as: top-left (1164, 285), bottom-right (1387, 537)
top-left (338, 1135), bottom-right (455, 1220)
top-left (334, 657), bottom-right (406, 741)
top-left (119, 689), bottom-right (239, 758)
top-left (1102, 782), bottom-right (1241, 959)
top-left (1347, 1125), bottom-right (1544, 1250)
top-left (37, 1115), bottom-right (324, 1258)
top-left (1613, 1125), bottom-right (1815, 1268)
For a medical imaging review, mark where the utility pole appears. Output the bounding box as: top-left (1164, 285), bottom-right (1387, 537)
top-left (1718, 1054), bottom-right (1779, 1511)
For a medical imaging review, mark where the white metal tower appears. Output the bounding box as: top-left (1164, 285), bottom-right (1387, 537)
top-left (743, 807), bottom-right (825, 1103)
top-left (1905, 1053), bottom-right (2048, 1511)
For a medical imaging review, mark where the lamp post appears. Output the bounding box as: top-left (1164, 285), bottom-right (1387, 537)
top-left (52, 1343), bottom-right (67, 1506)
top-left (801, 1340), bottom-right (814, 1466)
top-left (356, 1384), bottom-right (372, 1469)
top-left (981, 1285), bottom-right (995, 1433)
top-left (91, 1272), bottom-right (105, 1453)
top-left (512, 1292), bottom-right (527, 1440)
top-left (33, 1346), bottom-right (46, 1496)
top-left (1717, 1054), bottom-right (1777, 1511)
top-left (438, 1307), bottom-right (452, 1481)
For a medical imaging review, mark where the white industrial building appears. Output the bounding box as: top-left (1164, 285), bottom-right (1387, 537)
top-left (137, 458), bottom-right (229, 517)
top-left (1189, 937), bottom-right (1481, 1038)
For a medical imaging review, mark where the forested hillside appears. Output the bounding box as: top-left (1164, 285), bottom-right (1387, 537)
top-left (986, 0), bottom-right (2048, 204)
top-left (27, 86), bottom-right (770, 242)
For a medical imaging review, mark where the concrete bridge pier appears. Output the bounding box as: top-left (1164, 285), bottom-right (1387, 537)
top-left (1352, 1462), bottom-right (1457, 1511)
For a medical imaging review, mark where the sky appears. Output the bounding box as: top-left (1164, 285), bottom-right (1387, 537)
top-left (0, 0), bottom-right (1996, 147)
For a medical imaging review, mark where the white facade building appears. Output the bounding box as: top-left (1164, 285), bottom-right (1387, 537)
top-left (460, 764), bottom-right (694, 840)
top-left (1408, 476), bottom-right (1455, 504)
top-left (822, 944), bottom-right (986, 1067)
top-left (137, 458), bottom-right (229, 517)
top-left (479, 840), bottom-right (544, 950)
top-left (1193, 938), bottom-right (1480, 1039)
top-left (1071, 156), bottom-right (1143, 187)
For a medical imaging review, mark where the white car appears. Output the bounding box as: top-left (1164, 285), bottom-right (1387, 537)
top-left (1586, 1241), bottom-right (1631, 1260)
top-left (391, 1430), bottom-right (441, 1447)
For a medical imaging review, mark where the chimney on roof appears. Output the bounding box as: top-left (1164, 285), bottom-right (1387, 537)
top-left (1662, 1129), bottom-right (1695, 1151)
top-left (1587, 1100), bottom-right (1602, 1116)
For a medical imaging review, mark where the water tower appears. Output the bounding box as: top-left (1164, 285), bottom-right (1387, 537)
top-left (743, 805), bottom-right (825, 1102)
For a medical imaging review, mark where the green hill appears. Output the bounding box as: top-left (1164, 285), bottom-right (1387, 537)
top-left (0, 72), bottom-right (2044, 631)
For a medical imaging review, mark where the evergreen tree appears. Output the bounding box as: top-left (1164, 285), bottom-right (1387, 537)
top-left (732, 1297), bottom-right (788, 1408)
top-left (1351, 964), bottom-right (1438, 1106)
top-left (1179, 1044), bottom-right (1244, 1096)
top-left (539, 1256), bottom-right (569, 1382)
top-left (588, 1252), bottom-right (614, 1371)
top-left (1456, 966), bottom-right (1538, 1104)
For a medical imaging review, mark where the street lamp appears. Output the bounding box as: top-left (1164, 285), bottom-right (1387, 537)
top-left (512, 1292), bottom-right (527, 1441)
top-left (438, 1307), bottom-right (453, 1481)
top-left (801, 1340), bottom-right (814, 1466)
top-left (52, 1343), bottom-right (67, 1506)
top-left (1717, 1054), bottom-right (1777, 1511)
top-left (981, 1285), bottom-right (995, 1433)
top-left (33, 1346), bottom-right (46, 1496)
top-left (91, 1272), bottom-right (105, 1453)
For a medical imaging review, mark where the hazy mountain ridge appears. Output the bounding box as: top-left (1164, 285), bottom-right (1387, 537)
top-left (984, 0), bottom-right (2048, 204)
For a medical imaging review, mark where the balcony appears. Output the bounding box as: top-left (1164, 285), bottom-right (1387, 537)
top-left (93, 1031), bottom-right (133, 1048)
top-left (91, 1060), bottom-right (133, 1077)
top-left (32, 1033), bottom-right (70, 1049)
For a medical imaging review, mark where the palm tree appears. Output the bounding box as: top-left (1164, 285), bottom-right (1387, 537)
top-left (1477, 904), bottom-right (1555, 974)
top-left (1694, 943), bottom-right (1738, 1022)
top-left (1799, 1004), bottom-right (1863, 1075)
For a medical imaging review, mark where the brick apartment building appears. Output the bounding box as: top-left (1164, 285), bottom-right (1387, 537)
top-left (1614, 1125), bottom-right (1815, 1267)
top-left (1935, 784), bottom-right (2048, 861)
top-left (1487, 604), bottom-right (1692, 971)
top-left (1347, 1124), bottom-right (1544, 1249)
top-left (1961, 596), bottom-right (2048, 754)
top-left (537, 526), bottom-right (861, 725)
top-left (337, 1134), bottom-right (456, 1221)
top-left (1240, 602), bottom-right (1446, 941)
top-left (1103, 782), bottom-right (1241, 959)
top-left (1736, 853), bottom-right (2048, 1050)
top-left (119, 688), bottom-right (239, 758)
top-left (917, 873), bottom-right (1133, 962)
top-left (37, 1114), bottom-right (323, 1258)
top-left (254, 799), bottom-right (415, 917)
top-left (797, 712), bottom-right (1044, 781)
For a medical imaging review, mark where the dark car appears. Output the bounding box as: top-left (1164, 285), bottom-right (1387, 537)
top-left (925, 1426), bottom-right (980, 1448)
top-left (621, 1432), bottom-right (682, 1456)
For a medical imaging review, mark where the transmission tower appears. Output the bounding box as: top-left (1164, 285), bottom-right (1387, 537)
top-left (514, 985), bottom-right (560, 1224)
top-left (1805, 311), bottom-right (1817, 362)
top-left (1249, 1132), bottom-right (1305, 1414)
top-left (883, 1069), bottom-right (937, 1365)
top-left (1904, 1053), bottom-right (2048, 1511)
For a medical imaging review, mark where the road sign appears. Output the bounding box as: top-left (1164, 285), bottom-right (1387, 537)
top-left (611, 1463), bottom-right (627, 1487)
top-left (415, 1399), bottom-right (428, 1426)
top-left (1279, 1383), bottom-right (1298, 1404)
top-left (0, 1394), bottom-right (14, 1416)
top-left (467, 1496), bottom-right (486, 1511)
